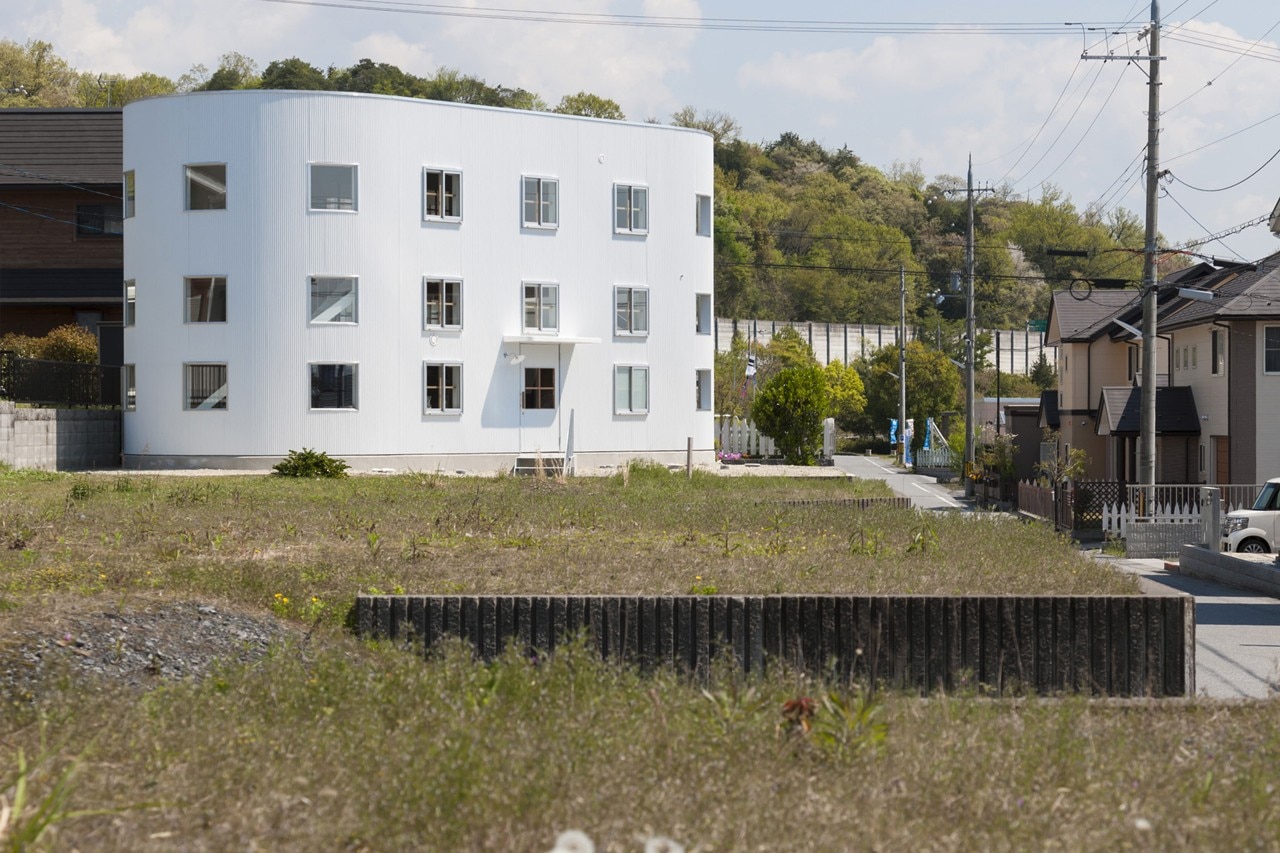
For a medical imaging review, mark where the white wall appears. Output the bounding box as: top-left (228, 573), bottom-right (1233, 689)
top-left (123, 91), bottom-right (714, 470)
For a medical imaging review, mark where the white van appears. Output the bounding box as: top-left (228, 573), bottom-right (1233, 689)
top-left (1221, 478), bottom-right (1280, 554)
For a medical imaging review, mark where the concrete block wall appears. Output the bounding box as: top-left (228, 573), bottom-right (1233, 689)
top-left (0, 402), bottom-right (121, 471)
top-left (353, 594), bottom-right (1195, 697)
top-left (1174, 545), bottom-right (1280, 597)
top-left (1125, 522), bottom-right (1205, 559)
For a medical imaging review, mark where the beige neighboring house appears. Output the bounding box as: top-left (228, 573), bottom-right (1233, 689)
top-left (1043, 250), bottom-right (1280, 485)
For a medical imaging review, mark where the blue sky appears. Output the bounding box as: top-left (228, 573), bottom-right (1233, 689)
top-left (7, 0), bottom-right (1280, 260)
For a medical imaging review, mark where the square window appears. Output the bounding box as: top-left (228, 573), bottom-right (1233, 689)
top-left (523, 366), bottom-right (556, 409)
top-left (123, 171), bottom-right (135, 219)
top-left (124, 280), bottom-right (136, 327)
top-left (523, 283), bottom-right (558, 332)
top-left (615, 286), bottom-right (648, 335)
top-left (614, 184), bottom-right (648, 234)
top-left (696, 293), bottom-right (712, 334)
top-left (522, 176), bottom-right (558, 227)
top-left (696, 193), bottom-right (712, 236)
top-left (1266, 327), bottom-right (1280, 374)
top-left (184, 276), bottom-right (227, 323)
top-left (123, 364), bottom-right (136, 411)
top-left (423, 279), bottom-right (462, 329)
top-left (695, 368), bottom-right (712, 411)
top-left (184, 363), bottom-right (227, 410)
top-left (424, 363), bottom-right (462, 413)
top-left (185, 164), bottom-right (227, 210)
top-left (424, 169), bottom-right (462, 220)
top-left (310, 164), bottom-right (357, 211)
top-left (310, 276), bottom-right (358, 324)
top-left (75, 203), bottom-right (122, 236)
top-left (311, 363), bottom-right (357, 409)
top-left (614, 365), bottom-right (649, 414)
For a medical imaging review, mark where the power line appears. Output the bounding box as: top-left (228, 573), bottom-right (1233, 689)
top-left (1163, 108), bottom-right (1280, 163)
top-left (0, 163), bottom-right (122, 200)
top-left (1168, 146), bottom-right (1280, 192)
top-left (1026, 61), bottom-right (1132, 188)
top-left (253, 0), bottom-right (1143, 35)
top-left (1163, 13), bottom-right (1280, 114)
top-left (1162, 188), bottom-right (1243, 258)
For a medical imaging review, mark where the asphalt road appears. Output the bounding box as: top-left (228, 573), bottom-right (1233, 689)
top-left (832, 454), bottom-right (965, 510)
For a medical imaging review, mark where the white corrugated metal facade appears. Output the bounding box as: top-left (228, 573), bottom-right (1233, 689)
top-left (122, 90), bottom-right (714, 471)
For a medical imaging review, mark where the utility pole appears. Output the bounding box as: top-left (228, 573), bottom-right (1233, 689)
top-left (964, 156), bottom-right (977, 494)
top-left (1082, 2), bottom-right (1163, 499)
top-left (1140, 1), bottom-right (1162, 498)
top-left (899, 263), bottom-right (907, 465)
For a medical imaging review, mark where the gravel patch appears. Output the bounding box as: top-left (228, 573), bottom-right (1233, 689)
top-left (0, 597), bottom-right (304, 703)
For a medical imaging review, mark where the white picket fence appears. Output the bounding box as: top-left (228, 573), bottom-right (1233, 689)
top-left (715, 415), bottom-right (776, 458)
top-left (1099, 484), bottom-right (1261, 538)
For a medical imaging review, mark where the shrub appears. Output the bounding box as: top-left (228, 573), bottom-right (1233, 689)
top-left (272, 448), bottom-right (350, 478)
top-left (751, 365), bottom-right (830, 465)
top-left (0, 324), bottom-right (99, 364)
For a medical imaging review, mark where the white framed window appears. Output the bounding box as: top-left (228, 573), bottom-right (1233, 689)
top-left (614, 286), bottom-right (648, 335)
top-left (1266, 327), bottom-right (1280, 374)
top-left (522, 366), bottom-right (556, 410)
top-left (310, 276), bottom-right (358, 324)
top-left (184, 363), bottom-right (227, 410)
top-left (696, 368), bottom-right (712, 411)
top-left (614, 184), bottom-right (648, 234)
top-left (696, 193), bottom-right (712, 236)
top-left (423, 278), bottom-right (462, 329)
top-left (522, 176), bottom-right (558, 228)
top-left (424, 363), bottom-right (462, 413)
top-left (614, 365), bottom-right (649, 414)
top-left (424, 169), bottom-right (462, 220)
top-left (184, 276), bottom-right (227, 323)
top-left (310, 363), bottom-right (357, 409)
top-left (123, 170), bottom-right (135, 219)
top-left (696, 293), bottom-right (712, 335)
top-left (1211, 328), bottom-right (1226, 376)
top-left (185, 163), bottom-right (227, 210)
top-left (310, 163), bottom-right (357, 211)
top-left (123, 364), bottom-right (136, 411)
top-left (124, 280), bottom-right (136, 327)
top-left (523, 282), bottom-right (558, 332)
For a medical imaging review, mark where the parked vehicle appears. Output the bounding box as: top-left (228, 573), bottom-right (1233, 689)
top-left (1221, 478), bottom-right (1280, 553)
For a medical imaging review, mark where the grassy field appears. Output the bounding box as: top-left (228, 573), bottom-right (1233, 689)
top-left (4, 464), bottom-right (1279, 850)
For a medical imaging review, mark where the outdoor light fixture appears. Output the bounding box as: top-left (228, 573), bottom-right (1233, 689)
top-left (504, 353), bottom-right (526, 365)
top-left (1176, 287), bottom-right (1215, 303)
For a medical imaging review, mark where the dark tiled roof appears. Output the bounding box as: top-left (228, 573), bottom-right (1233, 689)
top-left (1159, 253), bottom-right (1280, 329)
top-left (1096, 385), bottom-right (1200, 436)
top-left (0, 109), bottom-right (122, 186)
top-left (1047, 289), bottom-right (1140, 344)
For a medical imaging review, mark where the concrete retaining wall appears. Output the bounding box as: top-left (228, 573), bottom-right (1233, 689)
top-left (1125, 522), bottom-right (1205, 559)
top-left (1174, 545), bottom-right (1280, 597)
top-left (0, 402), bottom-right (120, 471)
top-left (353, 594), bottom-right (1195, 697)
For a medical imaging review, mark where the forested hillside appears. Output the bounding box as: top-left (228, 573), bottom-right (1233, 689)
top-left (2, 38), bottom-right (1172, 334)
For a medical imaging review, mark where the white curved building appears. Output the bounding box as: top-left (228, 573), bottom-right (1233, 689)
top-left (121, 90), bottom-right (714, 471)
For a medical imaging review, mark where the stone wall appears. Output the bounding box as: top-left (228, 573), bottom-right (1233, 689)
top-left (0, 402), bottom-right (120, 471)
top-left (1125, 521), bottom-right (1206, 559)
top-left (354, 593), bottom-right (1195, 697)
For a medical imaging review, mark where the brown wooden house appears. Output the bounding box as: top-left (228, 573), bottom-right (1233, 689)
top-left (0, 109), bottom-right (123, 344)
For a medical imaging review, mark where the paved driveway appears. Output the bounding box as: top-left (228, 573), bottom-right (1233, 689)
top-left (832, 454), bottom-right (964, 510)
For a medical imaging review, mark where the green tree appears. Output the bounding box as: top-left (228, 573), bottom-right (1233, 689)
top-left (860, 341), bottom-right (961, 446)
top-left (260, 57), bottom-right (329, 90)
top-left (0, 39), bottom-right (79, 106)
top-left (552, 91), bottom-right (625, 119)
top-left (196, 52), bottom-right (261, 91)
top-left (1030, 352), bottom-right (1056, 390)
top-left (76, 72), bottom-right (176, 107)
top-left (670, 106), bottom-right (741, 144)
top-left (824, 360), bottom-right (867, 432)
top-left (751, 365), bottom-right (831, 465)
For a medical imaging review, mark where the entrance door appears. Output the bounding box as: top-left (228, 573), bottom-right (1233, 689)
top-left (1214, 436), bottom-right (1230, 484)
top-left (518, 348), bottom-right (560, 454)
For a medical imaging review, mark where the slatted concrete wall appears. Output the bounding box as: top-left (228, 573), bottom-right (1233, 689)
top-left (353, 595), bottom-right (1194, 697)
